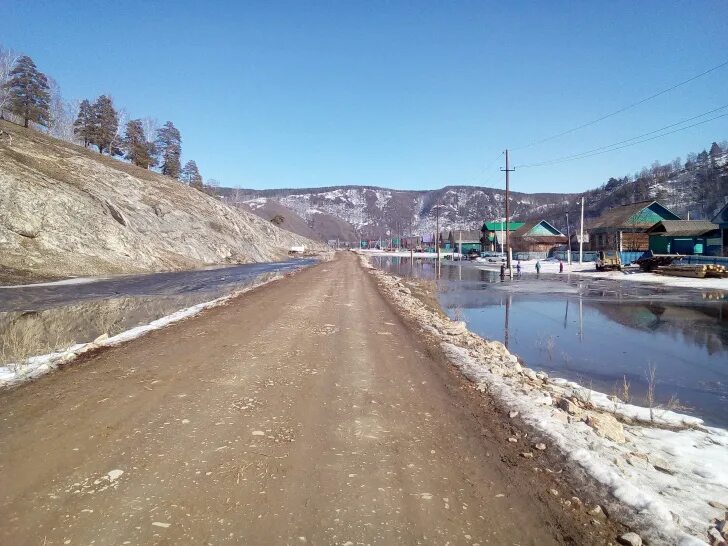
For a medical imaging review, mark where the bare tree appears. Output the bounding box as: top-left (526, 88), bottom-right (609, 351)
top-left (46, 77), bottom-right (77, 142)
top-left (140, 117), bottom-right (159, 144)
top-left (0, 44), bottom-right (20, 120)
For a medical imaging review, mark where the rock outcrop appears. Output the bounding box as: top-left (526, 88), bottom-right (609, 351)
top-left (0, 121), bottom-right (324, 278)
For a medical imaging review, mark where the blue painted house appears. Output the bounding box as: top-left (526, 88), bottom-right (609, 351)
top-left (712, 202), bottom-right (728, 257)
top-left (645, 220), bottom-right (720, 255)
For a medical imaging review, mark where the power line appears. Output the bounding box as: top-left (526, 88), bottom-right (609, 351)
top-left (517, 108), bottom-right (728, 168)
top-left (512, 59), bottom-right (728, 151)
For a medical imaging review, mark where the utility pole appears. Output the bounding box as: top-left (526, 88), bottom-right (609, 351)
top-left (435, 202), bottom-right (441, 263)
top-left (579, 197), bottom-right (584, 264)
top-left (565, 212), bottom-right (572, 265)
top-left (501, 150), bottom-right (515, 272)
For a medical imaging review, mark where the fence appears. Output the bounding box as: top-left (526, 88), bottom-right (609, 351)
top-left (551, 250), bottom-right (598, 263)
top-left (676, 255), bottom-right (728, 266)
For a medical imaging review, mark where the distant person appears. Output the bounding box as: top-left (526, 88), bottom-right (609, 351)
top-left (500, 263), bottom-right (505, 279)
top-left (559, 260), bottom-right (564, 273)
top-left (516, 261), bottom-right (521, 276)
top-left (535, 260), bottom-right (541, 275)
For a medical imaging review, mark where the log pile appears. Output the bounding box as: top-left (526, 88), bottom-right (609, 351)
top-left (656, 263), bottom-right (728, 278)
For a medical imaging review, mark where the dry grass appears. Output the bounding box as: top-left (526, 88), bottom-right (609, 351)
top-left (0, 319), bottom-right (75, 365)
top-left (645, 362), bottom-right (657, 422)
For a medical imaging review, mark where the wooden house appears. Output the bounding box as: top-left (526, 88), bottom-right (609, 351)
top-left (646, 220), bottom-right (721, 256)
top-left (447, 229), bottom-right (484, 253)
top-left (712, 202), bottom-right (728, 257)
top-left (510, 220), bottom-right (567, 253)
top-left (588, 200), bottom-right (680, 252)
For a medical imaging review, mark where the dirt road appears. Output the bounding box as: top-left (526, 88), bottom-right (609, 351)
top-left (1, 253), bottom-right (593, 545)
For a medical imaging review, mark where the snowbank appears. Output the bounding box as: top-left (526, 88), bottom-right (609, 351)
top-left (0, 272), bottom-right (286, 388)
top-left (365, 255), bottom-right (728, 546)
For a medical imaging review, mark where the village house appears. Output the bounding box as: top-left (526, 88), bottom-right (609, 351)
top-left (646, 220), bottom-right (721, 256)
top-left (510, 220), bottom-right (567, 254)
top-left (588, 200), bottom-right (680, 252)
top-left (712, 202), bottom-right (728, 257)
top-left (446, 229), bottom-right (484, 253)
top-left (480, 221), bottom-right (525, 252)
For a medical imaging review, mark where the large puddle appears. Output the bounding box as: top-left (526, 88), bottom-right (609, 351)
top-left (0, 260), bottom-right (315, 366)
top-left (372, 256), bottom-right (728, 428)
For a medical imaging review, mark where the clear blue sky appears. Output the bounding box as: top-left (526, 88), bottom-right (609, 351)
top-left (4, 0), bottom-right (728, 192)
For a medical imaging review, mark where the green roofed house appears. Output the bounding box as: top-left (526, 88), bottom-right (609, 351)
top-left (481, 221), bottom-right (525, 252)
top-left (510, 220), bottom-right (567, 253)
top-left (588, 200), bottom-right (680, 252)
top-left (645, 220), bottom-right (721, 256)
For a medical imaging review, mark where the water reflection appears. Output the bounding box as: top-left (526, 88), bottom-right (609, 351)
top-left (0, 260), bottom-right (313, 365)
top-left (373, 256), bottom-right (728, 427)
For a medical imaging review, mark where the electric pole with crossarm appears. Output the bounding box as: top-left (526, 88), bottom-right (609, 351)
top-left (501, 149), bottom-right (515, 273)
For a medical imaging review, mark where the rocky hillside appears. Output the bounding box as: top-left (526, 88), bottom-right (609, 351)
top-left (0, 121), bottom-right (324, 280)
top-left (221, 143), bottom-right (727, 241)
top-left (222, 185), bottom-right (572, 240)
top-left (239, 197), bottom-right (357, 242)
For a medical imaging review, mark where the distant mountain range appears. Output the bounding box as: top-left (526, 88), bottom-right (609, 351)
top-left (216, 143), bottom-right (728, 242)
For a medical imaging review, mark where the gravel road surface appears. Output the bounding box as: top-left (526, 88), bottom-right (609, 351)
top-left (0, 253), bottom-right (606, 545)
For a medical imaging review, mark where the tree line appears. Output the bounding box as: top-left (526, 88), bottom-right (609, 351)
top-left (583, 139), bottom-right (728, 219)
top-left (0, 45), bottom-right (209, 192)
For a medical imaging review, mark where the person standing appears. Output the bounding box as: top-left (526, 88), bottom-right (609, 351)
top-left (535, 260), bottom-right (541, 275)
top-left (559, 260), bottom-right (564, 273)
top-left (516, 261), bottom-right (521, 276)
top-left (500, 263), bottom-right (505, 279)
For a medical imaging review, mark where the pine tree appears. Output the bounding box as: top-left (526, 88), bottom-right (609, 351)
top-left (709, 142), bottom-right (723, 158)
top-left (156, 121), bottom-right (182, 179)
top-left (123, 119), bottom-right (157, 168)
top-left (3, 55), bottom-right (50, 128)
top-left (181, 160), bottom-right (203, 189)
top-left (73, 99), bottom-right (95, 147)
top-left (90, 95), bottom-right (118, 154)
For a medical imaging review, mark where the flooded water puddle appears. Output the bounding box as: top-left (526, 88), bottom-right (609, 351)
top-left (373, 256), bottom-right (728, 428)
top-left (0, 260), bottom-right (315, 366)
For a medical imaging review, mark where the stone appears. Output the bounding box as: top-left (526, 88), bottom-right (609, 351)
top-left (522, 368), bottom-right (538, 381)
top-left (534, 442), bottom-right (546, 451)
top-left (443, 321), bottom-right (467, 336)
top-left (509, 410), bottom-right (519, 419)
top-left (617, 532), bottom-right (642, 546)
top-left (585, 413), bottom-right (626, 444)
top-left (588, 505), bottom-right (605, 518)
top-left (520, 452), bottom-right (533, 459)
top-left (708, 501), bottom-right (728, 510)
top-left (557, 398), bottom-right (582, 416)
top-left (507, 437), bottom-right (518, 443)
top-left (708, 527), bottom-right (725, 545)
top-left (549, 489), bottom-right (559, 496)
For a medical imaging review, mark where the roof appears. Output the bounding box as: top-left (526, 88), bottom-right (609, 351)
top-left (512, 219), bottom-right (565, 239)
top-left (449, 229), bottom-right (482, 243)
top-left (713, 202), bottom-right (728, 225)
top-left (590, 200), bottom-right (680, 229)
top-left (482, 221), bottom-right (525, 232)
top-left (645, 220), bottom-right (718, 237)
